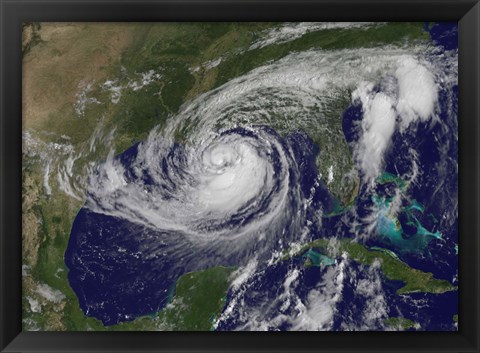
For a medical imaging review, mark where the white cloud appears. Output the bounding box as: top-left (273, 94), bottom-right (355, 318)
top-left (352, 57), bottom-right (439, 182)
top-left (203, 57), bottom-right (223, 70)
top-left (289, 253), bottom-right (347, 331)
top-left (86, 47), bottom-right (440, 235)
top-left (249, 22), bottom-right (383, 51)
top-left (42, 162), bottom-right (52, 195)
top-left (27, 297), bottom-right (42, 313)
top-left (395, 57), bottom-right (438, 131)
top-left (128, 70), bottom-right (162, 91)
top-left (327, 165), bottom-right (334, 184)
top-left (74, 81), bottom-right (101, 117)
top-left (102, 70), bottom-right (162, 104)
top-left (355, 260), bottom-right (389, 329)
top-left (353, 85), bottom-right (396, 182)
top-left (230, 259), bottom-right (259, 291)
top-left (35, 283), bottom-right (66, 304)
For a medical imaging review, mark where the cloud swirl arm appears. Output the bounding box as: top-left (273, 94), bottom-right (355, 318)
top-left (65, 42), bottom-right (456, 327)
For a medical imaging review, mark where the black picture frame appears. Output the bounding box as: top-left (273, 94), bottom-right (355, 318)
top-left (1, 0), bottom-right (479, 352)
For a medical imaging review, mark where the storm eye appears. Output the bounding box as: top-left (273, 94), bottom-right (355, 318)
top-left (57, 22), bottom-right (457, 330)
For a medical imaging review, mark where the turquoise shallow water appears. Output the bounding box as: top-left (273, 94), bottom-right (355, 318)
top-left (302, 249), bottom-right (336, 267)
top-left (63, 22), bottom-right (458, 331)
top-left (373, 189), bottom-right (443, 254)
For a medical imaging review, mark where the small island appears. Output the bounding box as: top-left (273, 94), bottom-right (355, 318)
top-left (384, 317), bottom-right (419, 330)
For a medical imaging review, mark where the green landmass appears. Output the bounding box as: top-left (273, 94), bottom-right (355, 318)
top-left (215, 22), bottom-right (428, 87)
top-left (453, 314), bottom-right (458, 323)
top-left (111, 266), bottom-right (236, 331)
top-left (22, 22), bottom-right (432, 330)
top-left (384, 317), bottom-right (419, 330)
top-left (284, 238), bottom-right (457, 295)
top-left (37, 266), bottom-right (235, 331)
top-left (213, 22), bottom-right (428, 205)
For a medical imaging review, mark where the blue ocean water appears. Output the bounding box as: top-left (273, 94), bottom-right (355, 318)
top-left (65, 127), bottom-right (332, 326)
top-left (65, 22), bottom-right (458, 330)
top-left (338, 21), bottom-right (458, 330)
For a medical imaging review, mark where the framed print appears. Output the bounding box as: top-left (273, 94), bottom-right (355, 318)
top-left (1, 0), bottom-right (479, 352)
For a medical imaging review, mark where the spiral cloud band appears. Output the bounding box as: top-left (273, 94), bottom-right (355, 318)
top-left (65, 43), bottom-right (456, 326)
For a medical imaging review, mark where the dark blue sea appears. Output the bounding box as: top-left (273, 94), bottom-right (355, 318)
top-left (65, 22), bottom-right (458, 330)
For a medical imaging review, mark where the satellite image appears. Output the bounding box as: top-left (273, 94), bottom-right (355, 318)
top-left (22, 22), bottom-right (458, 331)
